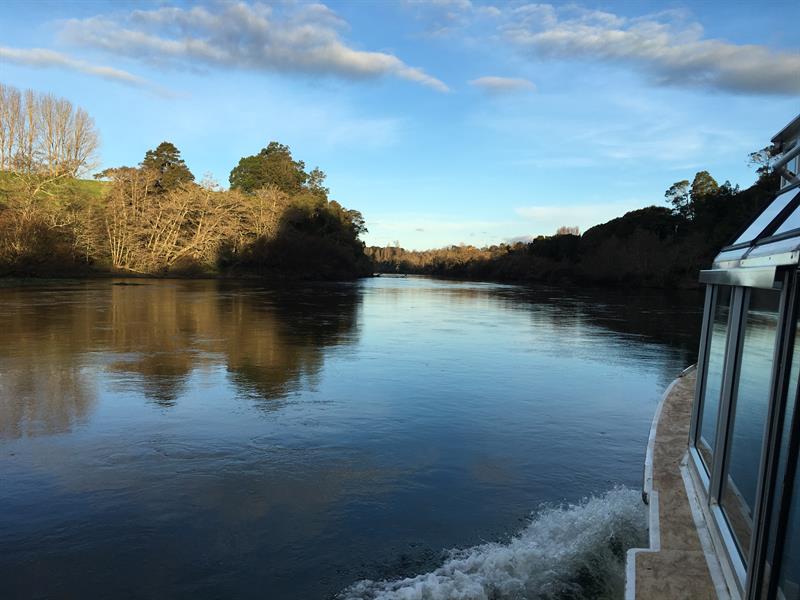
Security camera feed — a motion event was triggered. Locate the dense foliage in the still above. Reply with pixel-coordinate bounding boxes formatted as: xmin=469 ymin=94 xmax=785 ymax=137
xmin=139 ymin=141 xmax=195 ymax=192
xmin=368 ymin=171 xmax=780 ymax=289
xmin=0 ymin=86 xmax=370 ymax=279
xmin=229 ymin=141 xmax=327 ymax=197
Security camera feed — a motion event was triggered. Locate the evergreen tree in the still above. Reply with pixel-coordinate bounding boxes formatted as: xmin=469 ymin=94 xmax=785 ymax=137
xmin=229 ymin=142 xmax=310 ymax=195
xmin=140 ymin=141 xmax=195 ymax=192
xmin=690 ymin=170 xmax=719 ymax=203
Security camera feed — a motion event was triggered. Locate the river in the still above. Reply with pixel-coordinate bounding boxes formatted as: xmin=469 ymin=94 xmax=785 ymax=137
xmin=0 ymin=277 xmax=703 ymax=599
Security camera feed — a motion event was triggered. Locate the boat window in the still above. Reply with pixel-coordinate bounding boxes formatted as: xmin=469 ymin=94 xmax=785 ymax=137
xmin=698 ymin=286 xmax=732 ymax=472
xmin=775 ymin=354 xmax=800 ymax=600
xmin=745 ymin=236 xmax=800 ymax=263
xmin=760 ymin=310 xmax=800 ymax=596
xmin=771 ymin=190 xmax=800 ymax=237
xmin=776 ymin=472 xmax=800 ymax=599
xmin=780 ymin=156 xmax=800 ymax=190
xmin=720 ymin=288 xmax=781 ymax=563
xmin=732 ymin=189 xmax=799 ymax=245
xmin=780 ymin=155 xmax=799 ymax=189
xmin=714 ymin=247 xmax=750 ymax=265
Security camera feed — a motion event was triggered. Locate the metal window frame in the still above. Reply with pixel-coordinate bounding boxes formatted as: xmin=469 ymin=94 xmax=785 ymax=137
xmin=745 ymin=275 xmax=790 ymax=589
xmin=691 ymin=285 xmax=736 ymax=482
xmin=766 ymin=361 xmax=800 ymax=599
xmin=710 ymin=286 xmax=747 ymax=502
xmin=700 ymin=267 xmax=777 ymax=290
xmin=708 ymin=286 xmax=749 ymax=593
xmin=689 ymin=270 xmax=793 ymax=598
xmin=717 ymin=281 xmax=788 ymax=592
xmin=718 ymin=187 xmax=800 ymax=252
xmin=750 ymin=270 xmax=799 ymax=598
xmin=690 ymin=285 xmax=716 ymax=466
xmin=774 ymin=141 xmax=800 ymax=173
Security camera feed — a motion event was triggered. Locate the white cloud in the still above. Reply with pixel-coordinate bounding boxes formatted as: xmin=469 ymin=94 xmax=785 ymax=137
xmin=510 ymin=4 xmax=558 ymax=28
xmin=402 ymin=0 xmax=477 ymax=37
xmin=501 ymin=3 xmax=800 ymax=95
xmin=409 ymin=0 xmax=473 ymax=10
xmin=59 ymin=2 xmax=448 ymax=92
xmin=476 ymin=6 xmax=502 ymax=18
xmin=469 ymin=76 xmax=536 ymax=94
xmin=0 ymin=46 xmax=164 ymax=93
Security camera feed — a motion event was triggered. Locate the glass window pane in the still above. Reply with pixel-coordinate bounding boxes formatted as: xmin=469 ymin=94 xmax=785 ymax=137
xmin=698 ymin=286 xmax=732 ymax=471
xmin=777 ymin=468 xmax=800 ymax=599
xmin=714 ymin=247 xmax=749 ymax=265
xmin=776 ymin=318 xmax=800 ymax=600
xmin=760 ymin=317 xmax=800 ymax=596
xmin=721 ymin=288 xmax=781 ymax=563
xmin=745 ymin=236 xmax=800 ymax=262
xmin=733 ymin=189 xmax=798 ymax=245
xmin=773 ymin=190 xmax=800 ymax=236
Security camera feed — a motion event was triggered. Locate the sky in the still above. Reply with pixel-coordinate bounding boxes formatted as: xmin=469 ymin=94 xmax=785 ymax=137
xmin=1 ymin=0 xmax=799 ymax=249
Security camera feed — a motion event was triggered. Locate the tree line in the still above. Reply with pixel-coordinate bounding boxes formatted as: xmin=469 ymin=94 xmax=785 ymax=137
xmin=0 ymin=84 xmax=370 ymax=279
xmin=368 ymin=165 xmax=780 ymax=289
xmin=1 ymin=83 xmax=781 ymax=288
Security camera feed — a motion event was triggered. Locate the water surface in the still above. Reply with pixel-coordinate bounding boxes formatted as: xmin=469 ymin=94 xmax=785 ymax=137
xmin=0 ymin=277 xmax=702 ymax=599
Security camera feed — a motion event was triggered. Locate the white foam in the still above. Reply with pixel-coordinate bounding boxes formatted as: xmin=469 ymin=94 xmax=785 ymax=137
xmin=338 ymin=487 xmax=646 ymax=600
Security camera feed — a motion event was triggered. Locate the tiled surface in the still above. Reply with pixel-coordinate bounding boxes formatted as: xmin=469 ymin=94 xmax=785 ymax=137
xmin=635 ymin=371 xmax=718 ymax=599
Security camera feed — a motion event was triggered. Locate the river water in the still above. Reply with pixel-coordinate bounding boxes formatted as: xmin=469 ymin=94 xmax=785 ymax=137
xmin=0 ymin=277 xmax=702 ymax=599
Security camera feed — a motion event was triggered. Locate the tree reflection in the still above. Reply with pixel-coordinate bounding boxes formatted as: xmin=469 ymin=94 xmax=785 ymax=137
xmin=489 ymin=285 xmax=703 ymax=362
xmin=0 ymin=361 xmax=96 ymax=438
xmin=217 ymin=284 xmax=361 ymax=403
xmin=0 ymin=281 xmax=362 ymax=436
xmin=0 ymin=285 xmax=100 ymax=438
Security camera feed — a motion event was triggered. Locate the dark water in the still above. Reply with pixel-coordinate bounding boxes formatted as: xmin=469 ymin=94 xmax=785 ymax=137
xmin=0 ymin=277 xmax=702 ymax=599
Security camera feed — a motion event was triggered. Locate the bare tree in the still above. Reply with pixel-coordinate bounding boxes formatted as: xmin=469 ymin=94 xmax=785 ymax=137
xmin=66 ymin=107 xmax=98 ymax=176
xmin=104 ymin=167 xmax=155 ymax=271
xmin=241 ymin=185 xmax=291 ymax=239
xmin=141 ymin=184 xmax=240 ymax=269
xmin=0 ymin=84 xmax=22 ymax=170
xmin=0 ymin=84 xmax=98 ymax=177
xmin=103 ymin=169 xmax=242 ymax=272
xmin=16 ymin=89 xmax=38 ymax=173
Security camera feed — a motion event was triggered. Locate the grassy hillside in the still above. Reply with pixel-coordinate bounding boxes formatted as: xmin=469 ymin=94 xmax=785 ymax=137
xmin=0 ymin=168 xmax=371 ymax=280
xmin=0 ymin=171 xmax=109 ymax=205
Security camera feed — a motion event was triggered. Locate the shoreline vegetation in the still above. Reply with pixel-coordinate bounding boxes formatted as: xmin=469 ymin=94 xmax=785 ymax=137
xmin=368 ymin=168 xmax=779 ymax=290
xmin=0 ymin=84 xmax=371 ymax=281
xmin=0 ymin=84 xmax=778 ymax=289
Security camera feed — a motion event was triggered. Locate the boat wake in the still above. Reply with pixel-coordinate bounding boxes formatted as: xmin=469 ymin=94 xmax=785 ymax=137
xmin=337 ymin=487 xmax=646 ymax=600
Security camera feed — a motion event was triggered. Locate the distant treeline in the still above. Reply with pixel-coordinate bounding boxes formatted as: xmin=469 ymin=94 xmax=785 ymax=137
xmin=368 ymin=167 xmax=779 ymax=289
xmin=0 ymin=85 xmax=370 ymax=279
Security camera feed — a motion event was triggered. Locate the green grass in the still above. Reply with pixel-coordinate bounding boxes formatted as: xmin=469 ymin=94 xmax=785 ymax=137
xmin=67 ymin=177 xmax=109 ymax=200
xmin=0 ymin=170 xmax=110 ymax=205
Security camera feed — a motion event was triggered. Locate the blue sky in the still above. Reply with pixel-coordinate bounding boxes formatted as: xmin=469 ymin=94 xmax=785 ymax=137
xmin=1 ymin=0 xmax=798 ymax=249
